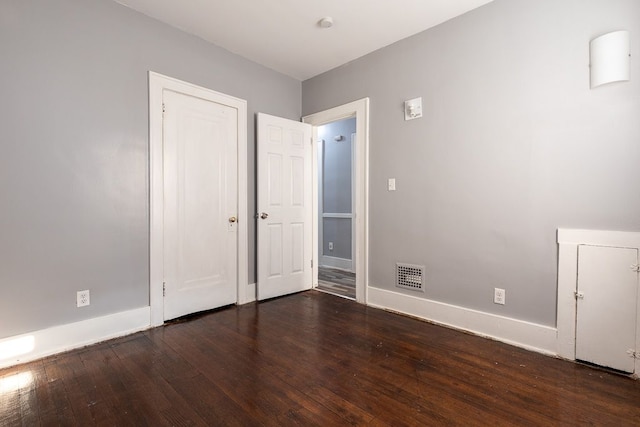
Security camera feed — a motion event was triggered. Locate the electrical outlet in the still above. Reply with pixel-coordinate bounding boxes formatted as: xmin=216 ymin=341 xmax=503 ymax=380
xmin=494 ymin=288 xmax=505 ymax=305
xmin=328 ymin=242 xmax=334 ymax=251
xmin=77 ymin=290 xmax=90 ymax=307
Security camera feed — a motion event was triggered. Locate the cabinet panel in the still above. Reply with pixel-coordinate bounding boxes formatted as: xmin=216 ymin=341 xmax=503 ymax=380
xmin=576 ymin=245 xmax=638 ymax=373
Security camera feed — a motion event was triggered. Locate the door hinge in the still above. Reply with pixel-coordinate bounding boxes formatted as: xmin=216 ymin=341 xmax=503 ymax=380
xmin=574 ymin=291 xmax=585 ymax=300
xmin=631 ymin=264 xmax=640 ymax=273
xmin=163 ymin=282 xmax=166 ymax=297
xmin=627 ymin=349 xmax=640 ymax=359
xmin=162 ymin=103 xmax=166 ymax=114
xmin=311 ymin=259 xmax=313 ymax=268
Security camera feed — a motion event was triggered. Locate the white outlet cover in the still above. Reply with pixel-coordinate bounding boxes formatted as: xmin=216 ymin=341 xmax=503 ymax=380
xmin=494 ymin=288 xmax=505 ymax=305
xmin=77 ymin=290 xmax=90 ymax=307
xmin=388 ymin=178 xmax=396 ymax=191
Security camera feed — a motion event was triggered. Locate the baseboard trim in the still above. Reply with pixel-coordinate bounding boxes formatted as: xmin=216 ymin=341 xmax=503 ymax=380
xmin=320 ymin=255 xmax=353 ymax=272
xmin=0 ymin=307 xmax=150 ymax=369
xmin=367 ymin=287 xmax=557 ymax=356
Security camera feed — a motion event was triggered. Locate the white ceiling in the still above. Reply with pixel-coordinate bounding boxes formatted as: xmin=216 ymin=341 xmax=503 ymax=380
xmin=115 ymin=0 xmax=494 ymax=81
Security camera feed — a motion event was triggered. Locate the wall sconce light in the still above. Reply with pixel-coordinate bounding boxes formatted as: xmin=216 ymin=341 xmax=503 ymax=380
xmin=404 ymin=97 xmax=423 ymax=121
xmin=590 ymin=30 xmax=630 ymax=89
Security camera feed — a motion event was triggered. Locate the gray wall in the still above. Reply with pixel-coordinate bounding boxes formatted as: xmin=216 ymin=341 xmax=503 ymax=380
xmin=319 ymin=118 xmax=355 ymax=260
xmin=0 ymin=0 xmax=300 ymax=339
xmin=303 ymin=0 xmax=640 ymax=327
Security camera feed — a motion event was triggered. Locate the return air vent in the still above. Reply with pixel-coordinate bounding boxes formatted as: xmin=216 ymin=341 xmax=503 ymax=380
xmin=396 ymin=263 xmax=425 ymax=292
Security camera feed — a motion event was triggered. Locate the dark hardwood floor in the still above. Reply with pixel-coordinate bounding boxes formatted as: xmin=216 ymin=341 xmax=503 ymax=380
xmin=1 ymin=291 xmax=639 ymax=426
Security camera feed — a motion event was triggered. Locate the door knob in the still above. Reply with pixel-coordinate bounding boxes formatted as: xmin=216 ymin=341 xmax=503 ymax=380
xmin=260 ymin=212 xmax=269 ymax=219
xmin=228 ymin=216 xmax=237 ymax=223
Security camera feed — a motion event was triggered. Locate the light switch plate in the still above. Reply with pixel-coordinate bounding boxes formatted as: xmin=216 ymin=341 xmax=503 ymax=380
xmin=404 ymin=97 xmax=423 ymax=121
xmin=388 ymin=178 xmax=396 ymax=191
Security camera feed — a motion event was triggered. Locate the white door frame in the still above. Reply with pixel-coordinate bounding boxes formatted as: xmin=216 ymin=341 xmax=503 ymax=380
xmin=149 ymin=72 xmax=248 ymax=327
xmin=303 ymin=98 xmax=370 ymax=304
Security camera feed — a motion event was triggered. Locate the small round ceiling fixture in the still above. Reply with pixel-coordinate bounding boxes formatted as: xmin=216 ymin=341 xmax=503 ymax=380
xmin=318 ymin=17 xmax=333 ymax=29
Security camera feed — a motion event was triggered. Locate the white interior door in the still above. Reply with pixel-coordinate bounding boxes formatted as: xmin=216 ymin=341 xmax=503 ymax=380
xmin=257 ymin=113 xmax=312 ymax=300
xmin=163 ymin=89 xmax=238 ymax=320
xmin=576 ymin=245 xmax=639 ymax=372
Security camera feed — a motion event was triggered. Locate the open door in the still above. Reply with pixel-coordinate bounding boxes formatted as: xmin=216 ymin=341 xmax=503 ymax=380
xmin=257 ymin=113 xmax=313 ymax=300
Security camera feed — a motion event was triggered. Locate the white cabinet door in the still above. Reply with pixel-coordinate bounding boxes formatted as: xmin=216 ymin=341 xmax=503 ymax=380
xmin=576 ymin=245 xmax=638 ymax=372
xmin=257 ymin=113 xmax=312 ymax=300
xmin=163 ymin=90 xmax=238 ymax=320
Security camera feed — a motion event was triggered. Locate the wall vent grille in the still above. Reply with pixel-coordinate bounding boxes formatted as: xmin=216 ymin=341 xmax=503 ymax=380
xmin=396 ymin=263 xmax=425 ymax=292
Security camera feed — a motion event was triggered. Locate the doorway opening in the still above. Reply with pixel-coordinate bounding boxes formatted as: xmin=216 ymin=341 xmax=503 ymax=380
xmin=316 ymin=118 xmax=356 ymax=299
xmin=303 ymin=97 xmax=369 ymax=304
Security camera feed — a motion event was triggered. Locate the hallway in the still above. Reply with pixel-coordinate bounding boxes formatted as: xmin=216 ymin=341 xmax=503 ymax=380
xmin=317 ymin=267 xmax=355 ymax=299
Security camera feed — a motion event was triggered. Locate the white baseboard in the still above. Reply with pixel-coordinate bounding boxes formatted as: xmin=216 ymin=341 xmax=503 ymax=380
xmin=367 ymin=287 xmax=557 ymax=356
xmin=320 ymin=255 xmax=353 ymax=272
xmin=0 ymin=307 xmax=150 ymax=369
xmin=0 ymin=289 xmax=558 ymax=369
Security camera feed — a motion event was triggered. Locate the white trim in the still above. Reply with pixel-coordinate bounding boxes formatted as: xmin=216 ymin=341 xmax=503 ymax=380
xmin=0 ymin=307 xmax=150 ymax=369
xmin=319 ymin=255 xmax=353 ymax=271
xmin=368 ymin=287 xmax=557 ymax=355
xmin=149 ymin=71 xmax=249 ymax=327
xmin=350 ymin=132 xmax=356 ymax=273
xmin=303 ymin=98 xmax=370 ymax=304
xmin=557 ymin=228 xmax=640 ymax=248
xmin=322 ymin=213 xmax=354 ymax=219
xmin=556 ymin=228 xmax=640 ymax=366
xmin=315 ymin=136 xmax=322 ymax=288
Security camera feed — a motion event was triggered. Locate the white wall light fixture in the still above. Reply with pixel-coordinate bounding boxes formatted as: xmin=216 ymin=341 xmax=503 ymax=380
xmin=590 ymin=30 xmax=631 ymax=89
xmin=404 ymin=97 xmax=422 ymax=121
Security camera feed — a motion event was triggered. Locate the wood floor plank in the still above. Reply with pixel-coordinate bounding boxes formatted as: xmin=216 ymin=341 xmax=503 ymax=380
xmin=2 ymin=290 xmax=640 ymax=426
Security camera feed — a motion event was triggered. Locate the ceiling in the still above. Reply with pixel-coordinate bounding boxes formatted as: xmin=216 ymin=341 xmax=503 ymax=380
xmin=115 ymin=0 xmax=494 ymax=81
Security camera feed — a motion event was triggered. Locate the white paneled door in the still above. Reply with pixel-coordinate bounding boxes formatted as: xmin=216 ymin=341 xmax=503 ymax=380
xmin=576 ymin=245 xmax=639 ymax=373
xmin=257 ymin=113 xmax=312 ymax=300
xmin=163 ymin=90 xmax=238 ymax=320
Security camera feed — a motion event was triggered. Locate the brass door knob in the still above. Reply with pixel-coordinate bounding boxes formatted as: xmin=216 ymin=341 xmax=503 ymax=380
xmin=229 ymin=216 xmax=237 ymax=223
xmin=260 ymin=212 xmax=269 ymax=219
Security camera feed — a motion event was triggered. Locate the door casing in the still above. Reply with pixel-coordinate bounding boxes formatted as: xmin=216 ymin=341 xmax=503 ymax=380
xmin=303 ymin=98 xmax=370 ymax=304
xmin=149 ymin=72 xmax=249 ymax=326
